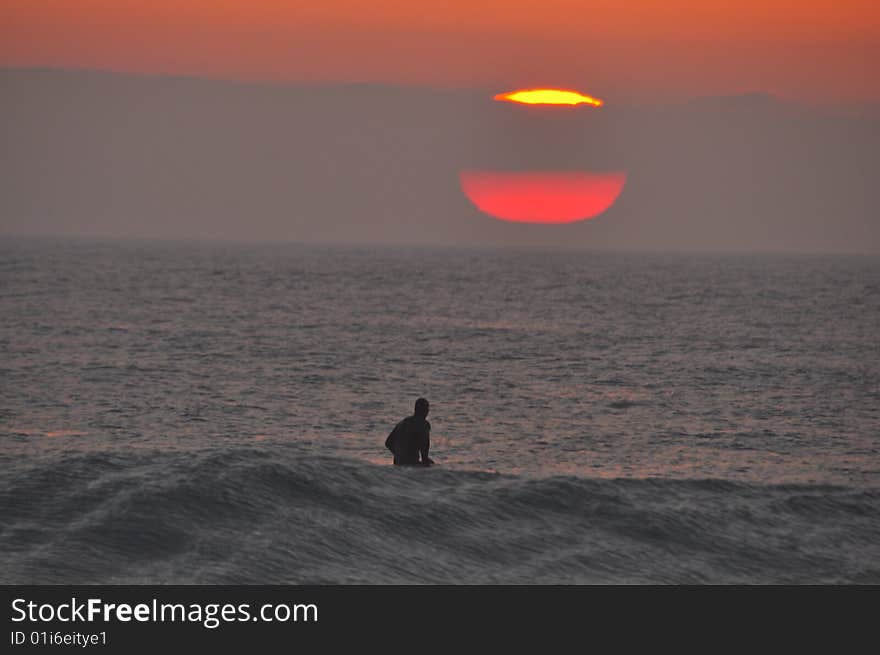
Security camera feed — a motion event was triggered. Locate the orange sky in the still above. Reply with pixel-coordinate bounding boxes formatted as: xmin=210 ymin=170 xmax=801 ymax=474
xmin=3 ymin=1 xmax=879 ymax=103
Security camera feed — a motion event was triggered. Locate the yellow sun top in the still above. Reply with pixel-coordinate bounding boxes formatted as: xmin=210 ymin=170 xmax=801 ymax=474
xmin=494 ymin=88 xmax=603 ymax=107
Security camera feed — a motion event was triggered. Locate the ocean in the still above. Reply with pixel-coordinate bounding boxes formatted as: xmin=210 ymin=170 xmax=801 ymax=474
xmin=1 ymin=238 xmax=878 ymax=583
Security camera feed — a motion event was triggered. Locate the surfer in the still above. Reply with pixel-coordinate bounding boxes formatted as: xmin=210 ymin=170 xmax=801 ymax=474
xmin=385 ymin=398 xmax=434 ymax=466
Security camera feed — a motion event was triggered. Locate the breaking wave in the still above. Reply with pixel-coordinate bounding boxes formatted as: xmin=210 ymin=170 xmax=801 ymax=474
xmin=1 ymin=445 xmax=878 ymax=584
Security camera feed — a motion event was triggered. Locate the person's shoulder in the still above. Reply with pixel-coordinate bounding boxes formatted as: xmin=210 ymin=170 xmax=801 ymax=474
xmin=424 ymin=419 xmax=431 ymax=431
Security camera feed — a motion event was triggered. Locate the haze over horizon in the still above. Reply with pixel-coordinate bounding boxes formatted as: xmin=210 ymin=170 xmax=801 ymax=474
xmin=3 ymin=67 xmax=878 ymax=254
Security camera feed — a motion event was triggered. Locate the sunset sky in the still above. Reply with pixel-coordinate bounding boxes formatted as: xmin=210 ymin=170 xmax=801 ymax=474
xmin=2 ymin=1 xmax=878 ymax=104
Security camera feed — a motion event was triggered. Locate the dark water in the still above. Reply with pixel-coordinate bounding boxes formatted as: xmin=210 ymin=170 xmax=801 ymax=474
xmin=1 ymin=238 xmax=879 ymax=583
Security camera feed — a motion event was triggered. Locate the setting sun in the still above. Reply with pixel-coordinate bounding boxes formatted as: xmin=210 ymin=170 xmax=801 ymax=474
xmin=460 ymin=171 xmax=626 ymax=223
xmin=494 ymin=88 xmax=604 ymax=107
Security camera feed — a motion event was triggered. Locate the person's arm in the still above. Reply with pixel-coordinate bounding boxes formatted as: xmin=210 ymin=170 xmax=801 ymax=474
xmin=418 ymin=422 xmax=432 ymax=465
xmin=385 ymin=423 xmax=399 ymax=453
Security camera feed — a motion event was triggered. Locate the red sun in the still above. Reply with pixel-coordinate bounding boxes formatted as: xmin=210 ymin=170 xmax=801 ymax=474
xmin=461 ymin=88 xmax=626 ymax=224
xmin=460 ymin=171 xmax=626 ymax=224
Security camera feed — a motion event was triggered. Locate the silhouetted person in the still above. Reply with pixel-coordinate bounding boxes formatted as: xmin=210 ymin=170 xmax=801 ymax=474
xmin=385 ymin=398 xmax=433 ymax=466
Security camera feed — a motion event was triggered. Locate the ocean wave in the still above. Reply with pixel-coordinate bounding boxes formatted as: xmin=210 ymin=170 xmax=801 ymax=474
xmin=1 ymin=445 xmax=878 ymax=584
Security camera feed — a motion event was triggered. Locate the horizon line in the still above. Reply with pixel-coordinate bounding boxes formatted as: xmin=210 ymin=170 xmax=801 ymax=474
xmin=3 ymin=232 xmax=878 ymax=259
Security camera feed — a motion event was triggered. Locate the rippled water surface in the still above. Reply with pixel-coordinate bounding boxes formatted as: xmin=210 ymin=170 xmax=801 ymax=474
xmin=3 ymin=239 xmax=878 ymax=484
xmin=1 ymin=239 xmax=878 ymax=583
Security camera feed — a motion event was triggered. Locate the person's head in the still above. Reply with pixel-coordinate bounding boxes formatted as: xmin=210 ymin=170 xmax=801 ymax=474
xmin=414 ymin=397 xmax=429 ymax=418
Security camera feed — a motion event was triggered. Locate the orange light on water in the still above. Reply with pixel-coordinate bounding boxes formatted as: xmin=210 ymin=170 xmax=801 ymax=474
xmin=494 ymin=88 xmax=604 ymax=107
xmin=460 ymin=171 xmax=626 ymax=223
